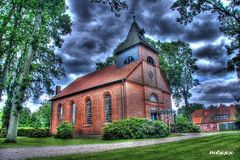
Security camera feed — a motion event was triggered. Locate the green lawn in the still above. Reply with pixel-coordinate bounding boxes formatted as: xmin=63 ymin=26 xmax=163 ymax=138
xmin=30 ymin=132 xmax=240 ymax=160
xmin=0 ymin=133 xmax=181 ymax=148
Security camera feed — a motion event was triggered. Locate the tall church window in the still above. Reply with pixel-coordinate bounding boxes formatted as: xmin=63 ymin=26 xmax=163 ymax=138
xmin=71 ymin=102 xmax=76 ymax=126
xmin=105 ymin=94 xmax=112 ymax=122
xmin=147 ymin=56 xmax=155 ymax=65
xmin=124 ymin=56 xmax=134 ymax=65
xmin=86 ymin=99 xmax=91 ymax=125
xmin=58 ymin=104 xmax=63 ymax=125
xmin=150 ymin=93 xmax=158 ymax=102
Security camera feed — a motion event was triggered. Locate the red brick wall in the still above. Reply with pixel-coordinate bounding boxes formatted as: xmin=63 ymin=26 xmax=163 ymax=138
xmin=127 ymin=64 xmax=143 ymax=84
xmin=163 ymin=93 xmax=172 ymax=109
xmin=139 ymin=45 xmax=160 ymax=67
xmin=125 ymin=81 xmax=145 ymax=118
xmin=51 ymin=83 xmax=123 ymax=135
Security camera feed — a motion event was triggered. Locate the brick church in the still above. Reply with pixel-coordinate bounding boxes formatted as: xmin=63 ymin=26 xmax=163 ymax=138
xmin=50 ymin=17 xmax=172 ymax=135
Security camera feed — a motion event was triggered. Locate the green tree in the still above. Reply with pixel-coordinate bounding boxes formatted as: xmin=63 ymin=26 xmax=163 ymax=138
xmin=19 ymin=107 xmax=31 ymax=127
xmin=30 ymin=112 xmax=41 ymax=129
xmin=33 ymin=101 xmax=51 ymax=128
xmin=96 ymin=55 xmax=115 ymax=70
xmin=4 ymin=0 xmax=71 ymax=143
xmin=90 ymin=0 xmax=128 ymax=17
xmin=0 ymin=108 xmax=3 ymax=128
xmin=148 ymin=39 xmax=199 ymax=121
xmin=171 ymin=0 xmax=240 ymax=78
xmin=178 ymin=103 xmax=205 ymax=117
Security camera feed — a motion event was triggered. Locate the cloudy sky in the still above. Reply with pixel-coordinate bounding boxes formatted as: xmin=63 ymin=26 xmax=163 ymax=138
xmin=1 ymin=0 xmax=238 ymax=111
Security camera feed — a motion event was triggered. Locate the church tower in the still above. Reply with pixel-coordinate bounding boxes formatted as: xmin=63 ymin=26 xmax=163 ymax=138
xmin=114 ymin=14 xmax=171 ymax=120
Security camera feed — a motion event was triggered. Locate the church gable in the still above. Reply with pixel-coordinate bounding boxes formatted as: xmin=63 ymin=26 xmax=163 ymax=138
xmin=126 ymin=61 xmax=143 ymax=84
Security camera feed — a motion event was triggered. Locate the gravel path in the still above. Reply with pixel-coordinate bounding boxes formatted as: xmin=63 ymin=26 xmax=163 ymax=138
xmin=0 ymin=132 xmax=221 ymax=160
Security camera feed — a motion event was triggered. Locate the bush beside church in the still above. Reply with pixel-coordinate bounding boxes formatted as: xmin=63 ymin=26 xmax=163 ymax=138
xmin=103 ymin=117 xmax=169 ymax=140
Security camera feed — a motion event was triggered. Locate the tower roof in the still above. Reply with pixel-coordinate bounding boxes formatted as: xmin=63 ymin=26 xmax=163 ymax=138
xmin=114 ymin=18 xmax=159 ymax=55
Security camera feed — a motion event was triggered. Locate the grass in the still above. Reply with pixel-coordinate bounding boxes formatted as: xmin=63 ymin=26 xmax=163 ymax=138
xmin=30 ymin=132 xmax=240 ymax=160
xmin=0 ymin=133 xmax=181 ymax=148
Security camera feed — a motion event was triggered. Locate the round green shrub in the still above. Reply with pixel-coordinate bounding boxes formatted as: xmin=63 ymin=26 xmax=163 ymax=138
xmin=175 ymin=116 xmax=201 ymax=133
xmin=55 ymin=122 xmax=73 ymax=139
xmin=103 ymin=117 xmax=169 ymax=140
xmin=191 ymin=125 xmax=201 ymax=133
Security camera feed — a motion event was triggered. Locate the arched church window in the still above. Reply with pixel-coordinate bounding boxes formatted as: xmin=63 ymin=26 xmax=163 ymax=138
xmin=150 ymin=93 xmax=158 ymax=102
xmin=71 ymin=102 xmax=76 ymax=126
xmin=124 ymin=56 xmax=134 ymax=65
xmin=86 ymin=99 xmax=91 ymax=125
xmin=105 ymin=94 xmax=112 ymax=122
xmin=58 ymin=104 xmax=63 ymax=125
xmin=147 ymin=56 xmax=155 ymax=65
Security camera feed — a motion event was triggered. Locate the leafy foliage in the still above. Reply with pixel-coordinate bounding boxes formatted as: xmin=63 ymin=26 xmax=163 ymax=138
xmin=17 ymin=127 xmax=49 ymax=138
xmin=178 ymin=103 xmax=205 ymax=117
xmin=175 ymin=116 xmax=200 ymax=133
xmin=90 ymin=0 xmax=128 ymax=17
xmin=103 ymin=118 xmax=169 ymax=140
xmin=96 ymin=55 xmax=116 ymax=70
xmin=0 ymin=109 xmax=2 ymax=128
xmin=55 ymin=122 xmax=73 ymax=139
xmin=148 ymin=39 xmax=199 ymax=121
xmin=171 ymin=0 xmax=240 ymax=78
xmin=19 ymin=107 xmax=32 ymax=127
xmin=1 ymin=0 xmax=72 ymax=142
xmin=30 ymin=101 xmax=51 ymax=128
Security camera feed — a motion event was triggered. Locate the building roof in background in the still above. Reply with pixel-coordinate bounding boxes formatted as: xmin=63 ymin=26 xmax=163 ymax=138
xmin=192 ymin=105 xmax=238 ymax=124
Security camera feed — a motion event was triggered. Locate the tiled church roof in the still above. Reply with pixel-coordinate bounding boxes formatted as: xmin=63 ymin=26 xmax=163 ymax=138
xmin=51 ymin=61 xmax=141 ymax=100
xmin=114 ymin=20 xmax=159 ymax=55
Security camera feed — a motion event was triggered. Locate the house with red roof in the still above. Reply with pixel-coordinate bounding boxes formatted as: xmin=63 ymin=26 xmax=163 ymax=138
xmin=192 ymin=105 xmax=240 ymax=132
xmin=50 ymin=17 xmax=172 ymax=135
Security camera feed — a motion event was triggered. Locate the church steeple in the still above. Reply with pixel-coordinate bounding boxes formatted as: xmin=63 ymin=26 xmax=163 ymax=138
xmin=114 ymin=12 xmax=158 ymax=55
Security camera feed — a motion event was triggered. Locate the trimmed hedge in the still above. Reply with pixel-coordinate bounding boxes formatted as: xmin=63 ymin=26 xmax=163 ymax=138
xmin=103 ymin=118 xmax=169 ymax=140
xmin=55 ymin=122 xmax=73 ymax=139
xmin=18 ymin=127 xmax=50 ymax=137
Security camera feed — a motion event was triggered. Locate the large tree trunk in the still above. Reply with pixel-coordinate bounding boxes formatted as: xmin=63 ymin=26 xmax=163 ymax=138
xmin=0 ymin=1 xmax=19 ymax=101
xmin=2 ymin=90 xmax=13 ymax=129
xmin=183 ymin=90 xmax=192 ymax=122
xmin=5 ymin=14 xmax=42 ymax=143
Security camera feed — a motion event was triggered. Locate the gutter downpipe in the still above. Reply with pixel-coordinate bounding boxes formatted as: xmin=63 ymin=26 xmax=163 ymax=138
xmin=121 ymin=79 xmax=125 ymax=119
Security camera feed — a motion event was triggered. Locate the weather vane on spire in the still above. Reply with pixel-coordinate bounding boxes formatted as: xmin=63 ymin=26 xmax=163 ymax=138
xmin=131 ymin=8 xmax=136 ymax=22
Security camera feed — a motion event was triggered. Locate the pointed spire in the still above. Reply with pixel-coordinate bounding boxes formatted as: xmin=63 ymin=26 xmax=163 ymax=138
xmin=131 ymin=9 xmax=136 ymax=22
xmin=114 ymin=9 xmax=159 ymax=55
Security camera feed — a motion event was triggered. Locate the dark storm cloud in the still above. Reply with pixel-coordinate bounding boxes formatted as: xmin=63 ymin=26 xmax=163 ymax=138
xmin=182 ymin=16 xmax=221 ymax=42
xmin=54 ymin=0 xmax=234 ymax=105
xmin=193 ymin=42 xmax=231 ymax=77
xmin=58 ymin=0 xmax=223 ymax=80
xmin=190 ymin=79 xmax=240 ymax=104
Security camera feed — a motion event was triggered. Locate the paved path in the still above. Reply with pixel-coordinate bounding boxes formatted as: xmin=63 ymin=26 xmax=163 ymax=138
xmin=0 ymin=132 xmax=221 ymax=160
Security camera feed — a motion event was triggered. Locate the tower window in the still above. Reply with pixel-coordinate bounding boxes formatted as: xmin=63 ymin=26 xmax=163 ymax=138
xmin=105 ymin=94 xmax=112 ymax=122
xmin=124 ymin=56 xmax=134 ymax=65
xmin=58 ymin=104 xmax=63 ymax=125
xmin=147 ymin=56 xmax=155 ymax=65
xmin=150 ymin=93 xmax=158 ymax=102
xmin=86 ymin=99 xmax=91 ymax=125
xmin=71 ymin=102 xmax=76 ymax=126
